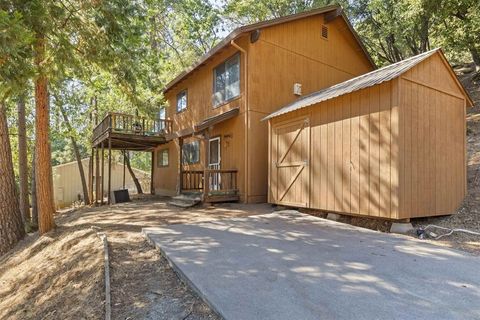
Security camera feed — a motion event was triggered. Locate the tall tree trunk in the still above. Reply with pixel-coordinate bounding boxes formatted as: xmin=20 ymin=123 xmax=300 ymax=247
xmin=35 ymin=33 xmax=55 ymax=235
xmin=58 ymin=104 xmax=90 ymax=204
xmin=31 ymin=149 xmax=38 ymax=229
xmin=17 ymin=95 xmax=30 ymax=224
xmin=0 ymin=103 xmax=25 ymax=256
xmin=123 ymin=151 xmax=143 ymax=194
xmin=469 ymin=47 xmax=480 ymax=70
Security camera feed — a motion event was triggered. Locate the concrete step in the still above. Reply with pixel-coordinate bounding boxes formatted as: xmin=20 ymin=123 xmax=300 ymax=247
xmin=173 ymin=194 xmax=202 ymax=202
xmin=168 ymin=193 xmax=202 ymax=208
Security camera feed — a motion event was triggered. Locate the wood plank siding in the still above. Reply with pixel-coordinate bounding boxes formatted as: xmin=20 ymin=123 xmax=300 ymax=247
xmin=268 ymin=51 xmax=468 ymax=220
xmin=153 ymin=11 xmax=374 ymax=203
xmin=398 ymin=54 xmax=466 ymax=218
xmin=270 ymin=81 xmax=400 ymax=218
xmin=246 ymin=14 xmax=373 ymax=202
xmin=154 ymin=38 xmax=249 ymax=200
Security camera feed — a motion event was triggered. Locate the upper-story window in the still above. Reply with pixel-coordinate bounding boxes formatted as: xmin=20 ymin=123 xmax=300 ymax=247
xmin=213 ymin=53 xmax=240 ymax=107
xmin=177 ymin=90 xmax=187 ymax=112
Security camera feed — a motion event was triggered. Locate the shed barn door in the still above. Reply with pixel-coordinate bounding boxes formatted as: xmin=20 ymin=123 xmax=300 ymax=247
xmin=271 ymin=117 xmax=310 ymax=207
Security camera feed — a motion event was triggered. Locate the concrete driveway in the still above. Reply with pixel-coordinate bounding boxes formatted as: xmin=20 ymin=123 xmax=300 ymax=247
xmin=143 ymin=211 xmax=480 ymax=320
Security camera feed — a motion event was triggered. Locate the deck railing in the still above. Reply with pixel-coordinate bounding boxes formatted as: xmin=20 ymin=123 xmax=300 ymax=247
xmin=181 ymin=170 xmax=204 ymax=191
xmin=181 ymin=169 xmax=239 ymax=202
xmin=204 ymin=169 xmax=238 ymax=201
xmin=92 ymin=112 xmax=173 ymax=142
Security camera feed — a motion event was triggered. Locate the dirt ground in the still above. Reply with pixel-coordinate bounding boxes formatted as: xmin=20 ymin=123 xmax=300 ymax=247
xmin=0 ymin=196 xmax=272 ymax=320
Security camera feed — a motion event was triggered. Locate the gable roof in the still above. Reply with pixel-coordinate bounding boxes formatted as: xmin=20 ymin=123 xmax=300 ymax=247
xmin=162 ymin=5 xmax=375 ymax=94
xmin=263 ymin=48 xmax=473 ymax=121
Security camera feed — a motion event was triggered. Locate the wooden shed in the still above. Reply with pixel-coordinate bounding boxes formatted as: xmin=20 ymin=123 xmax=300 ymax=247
xmin=264 ymin=49 xmax=473 ymax=220
xmin=53 ymin=158 xmax=150 ymax=209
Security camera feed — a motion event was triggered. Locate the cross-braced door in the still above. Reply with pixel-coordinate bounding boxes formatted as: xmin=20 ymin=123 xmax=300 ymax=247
xmin=271 ymin=117 xmax=310 ymax=207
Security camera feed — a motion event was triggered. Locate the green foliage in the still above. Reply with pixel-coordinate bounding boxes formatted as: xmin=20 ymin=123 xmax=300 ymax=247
xmin=0 ymin=9 xmax=34 ymax=100
xmin=223 ymin=0 xmax=336 ymax=23
xmin=3 ymin=0 xmax=480 ymax=181
xmin=433 ymin=0 xmax=480 ymax=65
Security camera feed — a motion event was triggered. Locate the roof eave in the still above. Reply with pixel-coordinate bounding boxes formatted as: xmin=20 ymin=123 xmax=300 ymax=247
xmin=162 ymin=5 xmax=376 ymax=95
xmin=436 ymin=49 xmax=474 ymax=107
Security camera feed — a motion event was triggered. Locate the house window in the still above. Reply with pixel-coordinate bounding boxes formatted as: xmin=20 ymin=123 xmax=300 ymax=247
xmin=213 ymin=53 xmax=240 ymax=107
xmin=157 ymin=149 xmax=169 ymax=167
xmin=177 ymin=90 xmax=187 ymax=112
xmin=182 ymin=141 xmax=200 ymax=164
xmin=157 ymin=106 xmax=166 ymax=131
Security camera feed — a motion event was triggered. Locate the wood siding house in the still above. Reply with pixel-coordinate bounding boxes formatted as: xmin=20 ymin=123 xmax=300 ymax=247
xmin=264 ymin=49 xmax=473 ymax=219
xmin=153 ymin=5 xmax=375 ymax=203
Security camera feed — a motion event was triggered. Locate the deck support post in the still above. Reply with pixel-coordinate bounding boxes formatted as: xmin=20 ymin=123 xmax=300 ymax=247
xmin=178 ymin=137 xmax=183 ymax=195
xmin=107 ymin=137 xmax=112 ymax=205
xmin=122 ymin=150 xmax=126 ymax=189
xmin=89 ymin=148 xmax=94 ymax=205
xmin=95 ymin=147 xmax=100 ymax=206
xmin=101 ymin=142 xmax=105 ymax=205
xmin=150 ymin=150 xmax=155 ymax=195
xmin=203 ymin=130 xmax=210 ymax=201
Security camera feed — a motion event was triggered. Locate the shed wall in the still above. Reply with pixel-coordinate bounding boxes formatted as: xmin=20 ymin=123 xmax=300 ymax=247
xmin=270 ymin=80 xmax=400 ymax=219
xmin=53 ymin=159 xmax=150 ymax=209
xmin=398 ymin=54 xmax=467 ymax=218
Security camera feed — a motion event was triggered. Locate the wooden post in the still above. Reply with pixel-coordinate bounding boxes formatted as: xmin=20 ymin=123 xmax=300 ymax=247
xmin=95 ymin=147 xmax=100 ymax=206
xmin=150 ymin=151 xmax=155 ymax=195
xmin=101 ymin=142 xmax=104 ymax=205
xmin=204 ymin=131 xmax=210 ymax=201
xmin=122 ymin=150 xmax=126 ymax=189
xmin=89 ymin=148 xmax=94 ymax=204
xmin=178 ymin=137 xmax=183 ymax=194
xmin=107 ymin=138 xmax=112 ymax=205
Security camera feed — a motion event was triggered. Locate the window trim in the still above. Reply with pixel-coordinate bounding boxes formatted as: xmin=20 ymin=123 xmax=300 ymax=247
xmin=212 ymin=53 xmax=241 ymax=108
xmin=157 ymin=148 xmax=169 ymax=168
xmin=176 ymin=89 xmax=188 ymax=113
xmin=182 ymin=140 xmax=200 ymax=165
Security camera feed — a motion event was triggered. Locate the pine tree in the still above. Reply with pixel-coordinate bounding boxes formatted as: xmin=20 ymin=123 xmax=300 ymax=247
xmin=0 ymin=103 xmax=25 ymax=256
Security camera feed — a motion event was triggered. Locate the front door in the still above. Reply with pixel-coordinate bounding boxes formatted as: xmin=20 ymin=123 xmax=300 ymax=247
xmin=271 ymin=117 xmax=310 ymax=207
xmin=209 ymin=137 xmax=221 ymax=190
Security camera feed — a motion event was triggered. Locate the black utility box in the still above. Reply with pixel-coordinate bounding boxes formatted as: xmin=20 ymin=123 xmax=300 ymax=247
xmin=112 ymin=189 xmax=130 ymax=204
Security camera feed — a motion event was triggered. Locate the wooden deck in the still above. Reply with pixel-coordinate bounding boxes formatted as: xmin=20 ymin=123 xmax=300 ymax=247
xmin=92 ymin=112 xmax=173 ymax=150
xmin=181 ymin=169 xmax=240 ymax=203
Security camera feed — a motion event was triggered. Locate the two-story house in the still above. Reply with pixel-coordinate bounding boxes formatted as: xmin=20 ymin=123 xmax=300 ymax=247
xmin=152 ymin=5 xmax=376 ymax=203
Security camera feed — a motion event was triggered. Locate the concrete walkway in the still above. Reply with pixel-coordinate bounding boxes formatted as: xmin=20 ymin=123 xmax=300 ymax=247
xmin=143 ymin=211 xmax=480 ymax=320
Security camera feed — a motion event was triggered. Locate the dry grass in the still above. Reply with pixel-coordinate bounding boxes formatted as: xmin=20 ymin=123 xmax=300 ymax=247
xmin=0 ymin=227 xmax=103 ymax=319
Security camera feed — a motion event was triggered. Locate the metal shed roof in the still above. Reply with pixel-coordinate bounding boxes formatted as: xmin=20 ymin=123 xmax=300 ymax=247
xmin=263 ymin=48 xmax=472 ymax=121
